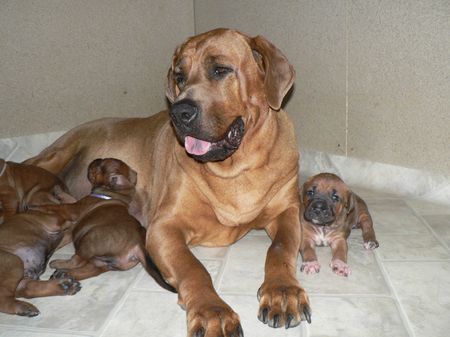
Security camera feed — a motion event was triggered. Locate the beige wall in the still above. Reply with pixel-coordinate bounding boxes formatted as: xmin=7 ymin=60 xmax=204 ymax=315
xmin=1 ymin=1 xmax=449 ymax=175
xmin=194 ymin=0 xmax=450 ymax=175
xmin=0 ymin=0 xmax=194 ymax=137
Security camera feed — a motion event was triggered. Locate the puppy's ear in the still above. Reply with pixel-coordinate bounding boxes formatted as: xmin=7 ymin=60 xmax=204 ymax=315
xmin=87 ymin=158 xmax=104 ymax=186
xmin=346 ymin=192 xmax=356 ymax=215
xmin=250 ymin=35 xmax=295 ymax=111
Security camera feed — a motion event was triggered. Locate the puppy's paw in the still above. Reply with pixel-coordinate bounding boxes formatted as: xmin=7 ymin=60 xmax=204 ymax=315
xmin=330 ymin=259 xmax=351 ymax=277
xmin=364 ymin=240 xmax=379 ymax=250
xmin=300 ymin=261 xmax=321 ymax=274
xmin=58 ymin=276 xmax=81 ymax=295
xmin=257 ymin=279 xmax=311 ymax=328
xmin=15 ymin=301 xmax=40 ymax=317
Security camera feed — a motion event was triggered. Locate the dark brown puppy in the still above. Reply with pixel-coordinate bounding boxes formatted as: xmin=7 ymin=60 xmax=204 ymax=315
xmin=35 ymin=158 xmax=175 ymax=292
xmin=300 ymin=173 xmax=379 ymax=277
xmin=25 ymin=28 xmax=310 ymax=335
xmin=0 ymin=159 xmax=74 ymax=223
xmin=0 ymin=210 xmax=81 ymax=317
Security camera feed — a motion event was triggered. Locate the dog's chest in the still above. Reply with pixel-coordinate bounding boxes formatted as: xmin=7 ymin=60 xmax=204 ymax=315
xmin=312 ymin=227 xmax=332 ymax=246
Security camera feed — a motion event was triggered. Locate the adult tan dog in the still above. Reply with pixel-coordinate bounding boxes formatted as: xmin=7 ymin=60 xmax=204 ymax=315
xmin=300 ymin=173 xmax=379 ymax=277
xmin=25 ymin=28 xmax=311 ymax=335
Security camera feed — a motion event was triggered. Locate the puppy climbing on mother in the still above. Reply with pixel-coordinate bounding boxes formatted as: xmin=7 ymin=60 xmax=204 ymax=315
xmin=26 ymin=28 xmax=310 ymax=336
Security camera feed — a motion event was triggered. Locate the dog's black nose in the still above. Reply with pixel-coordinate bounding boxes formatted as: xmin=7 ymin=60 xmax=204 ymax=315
xmin=170 ymin=99 xmax=199 ymax=128
xmin=312 ymin=199 xmax=327 ymax=212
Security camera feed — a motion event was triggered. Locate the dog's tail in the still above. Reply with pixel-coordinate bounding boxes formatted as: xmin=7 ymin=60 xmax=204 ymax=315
xmin=139 ymin=248 xmax=176 ymax=293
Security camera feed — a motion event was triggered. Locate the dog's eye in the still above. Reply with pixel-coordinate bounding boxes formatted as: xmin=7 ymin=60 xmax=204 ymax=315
xmin=211 ymin=66 xmax=233 ymax=80
xmin=332 ymin=194 xmax=340 ymax=202
xmin=306 ymin=190 xmax=314 ymax=197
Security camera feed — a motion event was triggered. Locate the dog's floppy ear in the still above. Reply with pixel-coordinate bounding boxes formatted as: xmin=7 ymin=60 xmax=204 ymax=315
xmin=166 ymin=46 xmax=183 ymax=103
xmin=87 ymin=158 xmax=104 ymax=186
xmin=346 ymin=191 xmax=356 ymax=215
xmin=250 ymin=35 xmax=295 ymax=111
xmin=165 ymin=67 xmax=177 ymax=103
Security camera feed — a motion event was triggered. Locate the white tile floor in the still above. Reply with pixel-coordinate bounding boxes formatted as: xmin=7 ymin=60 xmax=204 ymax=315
xmin=1 ymin=134 xmax=450 ymax=337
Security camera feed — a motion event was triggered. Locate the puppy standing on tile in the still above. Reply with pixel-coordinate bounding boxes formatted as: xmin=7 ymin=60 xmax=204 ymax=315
xmin=300 ymin=173 xmax=379 ymax=277
xmin=34 ymin=158 xmax=175 ymax=292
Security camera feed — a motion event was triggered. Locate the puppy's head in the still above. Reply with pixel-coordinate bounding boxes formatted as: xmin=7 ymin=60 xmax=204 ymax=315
xmin=87 ymin=158 xmax=137 ymax=191
xmin=301 ymin=173 xmax=354 ymax=226
xmin=166 ymin=28 xmax=295 ymax=162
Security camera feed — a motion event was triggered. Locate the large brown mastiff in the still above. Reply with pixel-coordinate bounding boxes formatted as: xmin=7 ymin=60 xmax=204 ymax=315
xmin=25 ymin=28 xmax=311 ymax=335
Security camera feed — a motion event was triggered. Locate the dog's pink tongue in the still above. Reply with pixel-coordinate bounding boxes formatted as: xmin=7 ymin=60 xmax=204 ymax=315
xmin=184 ymin=136 xmax=212 ymax=155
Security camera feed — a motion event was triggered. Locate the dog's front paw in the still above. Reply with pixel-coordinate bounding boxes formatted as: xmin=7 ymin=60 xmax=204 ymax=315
xmin=330 ymin=259 xmax=351 ymax=277
xmin=187 ymin=301 xmax=242 ymax=337
xmin=58 ymin=276 xmax=81 ymax=295
xmin=257 ymin=279 xmax=311 ymax=328
xmin=15 ymin=300 xmax=40 ymax=317
xmin=363 ymin=240 xmax=379 ymax=250
xmin=301 ymin=260 xmax=321 ymax=274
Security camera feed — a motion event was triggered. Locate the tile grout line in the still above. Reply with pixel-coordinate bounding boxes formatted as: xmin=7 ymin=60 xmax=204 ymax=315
xmin=374 ymin=249 xmax=416 ymax=337
xmin=215 ymin=246 xmax=232 ymax=292
xmin=94 ymin=269 xmax=144 ymax=337
xmin=407 ymin=203 xmax=450 ymax=254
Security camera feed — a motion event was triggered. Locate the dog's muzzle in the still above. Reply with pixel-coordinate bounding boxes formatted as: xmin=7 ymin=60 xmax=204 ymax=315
xmin=169 ymin=99 xmax=245 ymax=162
xmin=304 ymin=197 xmax=335 ymax=225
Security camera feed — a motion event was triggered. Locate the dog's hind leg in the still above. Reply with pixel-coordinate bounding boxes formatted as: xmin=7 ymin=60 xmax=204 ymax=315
xmin=0 ymin=250 xmax=39 ymax=316
xmin=52 ymin=261 xmax=109 ymax=281
xmin=50 ymin=254 xmax=87 ymax=270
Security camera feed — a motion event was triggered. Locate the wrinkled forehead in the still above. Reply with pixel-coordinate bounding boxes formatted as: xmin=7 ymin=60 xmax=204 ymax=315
xmin=306 ymin=176 xmax=349 ymax=195
xmin=173 ymin=30 xmax=252 ymax=68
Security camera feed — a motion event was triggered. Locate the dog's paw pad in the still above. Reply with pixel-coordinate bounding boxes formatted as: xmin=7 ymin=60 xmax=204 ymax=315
xmin=300 ymin=261 xmax=321 ymax=274
xmin=364 ymin=240 xmax=379 ymax=250
xmin=59 ymin=277 xmax=81 ymax=295
xmin=330 ymin=259 xmax=351 ymax=277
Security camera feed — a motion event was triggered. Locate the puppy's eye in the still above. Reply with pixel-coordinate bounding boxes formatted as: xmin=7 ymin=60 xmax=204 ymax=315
xmin=306 ymin=190 xmax=314 ymax=197
xmin=332 ymin=194 xmax=340 ymax=202
xmin=211 ymin=66 xmax=233 ymax=80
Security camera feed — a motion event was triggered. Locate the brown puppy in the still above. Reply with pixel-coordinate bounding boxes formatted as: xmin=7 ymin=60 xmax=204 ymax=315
xmin=0 ymin=158 xmax=74 ymax=223
xmin=35 ymin=158 xmax=175 ymax=292
xmin=300 ymin=173 xmax=379 ymax=277
xmin=0 ymin=210 xmax=81 ymax=317
xmin=25 ymin=28 xmax=310 ymax=335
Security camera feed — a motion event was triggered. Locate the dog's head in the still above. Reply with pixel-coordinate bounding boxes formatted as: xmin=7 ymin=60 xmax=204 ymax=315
xmin=87 ymin=158 xmax=137 ymax=191
xmin=301 ymin=173 xmax=354 ymax=226
xmin=166 ymin=28 xmax=295 ymax=162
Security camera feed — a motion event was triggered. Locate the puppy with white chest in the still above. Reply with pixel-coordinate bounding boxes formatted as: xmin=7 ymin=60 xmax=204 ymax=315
xmin=300 ymin=173 xmax=379 ymax=277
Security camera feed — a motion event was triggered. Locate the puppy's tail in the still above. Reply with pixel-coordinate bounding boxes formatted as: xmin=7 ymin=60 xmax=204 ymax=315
xmin=140 ymin=249 xmax=176 ymax=293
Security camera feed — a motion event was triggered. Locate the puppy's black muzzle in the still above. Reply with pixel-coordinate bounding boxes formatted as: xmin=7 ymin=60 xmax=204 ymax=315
xmin=169 ymin=99 xmax=199 ymax=132
xmin=304 ymin=197 xmax=335 ymax=225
